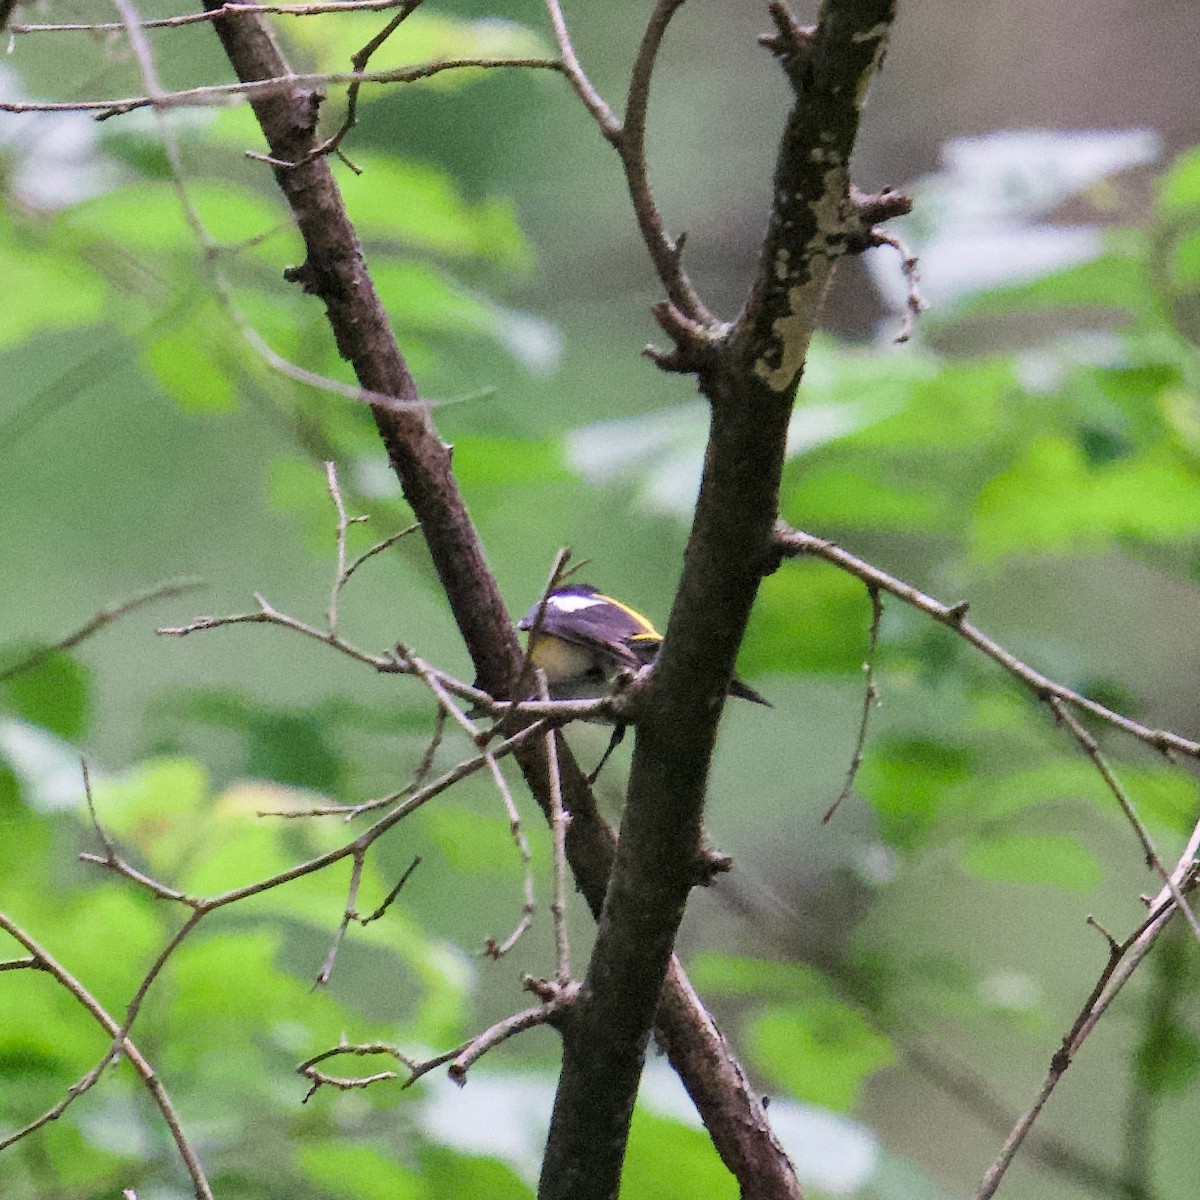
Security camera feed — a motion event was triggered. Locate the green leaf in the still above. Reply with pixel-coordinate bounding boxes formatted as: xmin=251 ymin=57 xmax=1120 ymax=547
xmin=783 ymin=462 xmax=947 ymax=533
xmin=860 ymin=737 xmax=975 ymax=850
xmin=0 ymin=219 xmax=107 ymax=349
xmin=0 ymin=645 xmax=89 ymax=740
xmin=1136 ymin=1022 xmax=1200 ymax=1097
xmin=297 ymin=1141 xmax=424 ymax=1200
xmin=973 ymin=435 xmax=1200 ymax=559
xmin=624 ymin=1110 xmax=738 ymax=1199
xmin=1156 ymin=146 xmax=1200 ymax=217
xmin=689 ymin=953 xmax=833 ymax=1001
xmin=373 ymin=259 xmax=559 ymax=371
xmin=958 ymin=834 xmax=1102 ymax=891
xmin=65 ymin=181 xmax=284 ymax=254
xmin=419 ymin=1144 xmax=534 ymax=1200
xmin=286 ymin=12 xmax=549 ymax=89
xmin=740 ymin=563 xmax=874 ymax=675
xmin=346 ymin=153 xmax=530 ymax=267
xmin=748 ymin=998 xmax=894 ymax=1113
xmin=953 ymin=237 xmax=1148 ymax=322
xmin=140 ymin=309 xmax=238 ymax=413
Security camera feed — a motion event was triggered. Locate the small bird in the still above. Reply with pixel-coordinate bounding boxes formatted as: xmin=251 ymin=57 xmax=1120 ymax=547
xmin=518 ymin=582 xmax=771 ymax=704
xmin=517 ymin=582 xmax=770 ymax=779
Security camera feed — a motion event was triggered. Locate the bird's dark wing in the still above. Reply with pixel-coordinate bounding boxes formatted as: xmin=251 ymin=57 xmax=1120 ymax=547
xmin=520 ymin=588 xmax=661 ymax=671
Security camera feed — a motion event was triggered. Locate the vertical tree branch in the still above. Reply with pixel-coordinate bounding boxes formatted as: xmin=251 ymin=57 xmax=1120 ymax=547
xmin=539 ymin=4 xmax=896 ymax=1198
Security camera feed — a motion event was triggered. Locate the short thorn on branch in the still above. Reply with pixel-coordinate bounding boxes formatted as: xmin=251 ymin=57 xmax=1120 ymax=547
xmin=643 ymin=301 xmax=723 ymax=374
xmin=758 ymin=2 xmax=816 ymax=78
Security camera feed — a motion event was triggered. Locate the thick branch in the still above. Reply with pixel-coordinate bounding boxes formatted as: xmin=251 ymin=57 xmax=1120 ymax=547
xmin=539 ymin=4 xmax=896 ymax=1198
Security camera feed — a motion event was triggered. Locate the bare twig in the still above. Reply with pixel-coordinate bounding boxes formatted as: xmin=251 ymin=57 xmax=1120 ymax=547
xmin=619 ymin=1 xmax=709 ymax=323
xmin=542 ymin=1 xmax=620 ymax=138
xmin=823 ymin=584 xmax=882 ymax=823
xmin=976 ymin=861 xmax=1198 ymax=1200
xmin=0 ymin=579 xmax=202 ymax=686
xmin=511 ymin=546 xmax=574 ymax=706
xmin=314 ymin=852 xmax=420 ymax=986
xmin=545 ymin=719 xmax=572 ymax=984
xmin=546 ymin=0 xmax=709 ymax=325
xmin=258 ymin=1 xmax=425 ymax=170
xmin=1050 ymin=697 xmax=1200 ymax=942
xmin=158 ymin=596 xmax=615 ymax=724
xmin=776 ymin=525 xmax=1200 ymax=760
xmin=82 ymin=724 xmax=548 ymax=914
xmin=13 ymin=1 xmax=414 ymax=36
xmin=325 ymin=460 xmax=369 ymax=631
xmin=871 ymin=228 xmax=923 ymax=343
xmin=445 ymin=980 xmax=578 ymax=1084
xmin=0 ymin=58 xmax=564 ymax=118
xmin=298 ymin=1039 xmax=419 ymax=1101
xmin=0 ymin=913 xmax=214 ymax=1200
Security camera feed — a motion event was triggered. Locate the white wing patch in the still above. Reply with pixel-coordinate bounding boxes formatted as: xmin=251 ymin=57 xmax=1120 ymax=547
xmin=550 ymin=594 xmax=605 ymax=614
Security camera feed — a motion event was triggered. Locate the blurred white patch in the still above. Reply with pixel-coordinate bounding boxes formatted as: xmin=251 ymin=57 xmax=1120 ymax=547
xmin=352 ymin=454 xmax=403 ymax=499
xmin=1015 ymin=331 xmax=1125 ymax=393
xmin=416 ymin=1071 xmax=555 ymax=1183
xmin=871 ymin=128 xmax=1161 ymax=314
xmin=979 ymin=969 xmax=1042 ymax=1011
xmin=488 ymin=306 xmax=563 ymax=375
xmin=0 ymin=66 xmax=124 ymax=208
xmin=0 ymin=719 xmax=85 ymax=812
xmin=567 ymin=398 xmax=886 ymax=518
xmin=856 ymin=841 xmax=897 ymax=885
xmin=640 ymin=1061 xmax=880 ymax=1196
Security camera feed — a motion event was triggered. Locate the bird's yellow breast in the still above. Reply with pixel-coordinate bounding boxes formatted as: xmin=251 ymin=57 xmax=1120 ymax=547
xmin=528 ymin=634 xmax=600 ymax=682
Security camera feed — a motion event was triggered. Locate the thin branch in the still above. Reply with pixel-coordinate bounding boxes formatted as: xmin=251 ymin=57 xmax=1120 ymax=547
xmin=1050 ymin=697 xmax=1200 ymax=942
xmin=82 ymin=723 xmax=548 ymax=913
xmin=871 ymin=228 xmax=923 ymax=343
xmin=158 ymin=596 xmax=615 ymax=724
xmin=12 ymin=1 xmax=416 ymax=36
xmin=298 ymin=1039 xmax=418 ymax=1101
xmin=824 ymin=584 xmax=882 ymax=823
xmin=511 ymin=546 xmax=574 ymax=708
xmin=0 ymin=913 xmax=214 ymax=1200
xmin=0 ymin=58 xmax=564 ymax=118
xmin=542 ymin=1 xmax=620 ymax=138
xmin=619 ymin=1 xmax=708 ymax=322
xmin=977 ymin=827 xmax=1200 ymax=1199
xmin=314 ymin=850 xmax=366 ymax=987
xmin=325 ymin=460 xmax=369 ymax=631
xmin=446 ymin=980 xmax=578 ymax=1084
xmin=312 ymin=852 xmax=419 ymax=987
xmin=260 ymin=1 xmax=425 ymax=170
xmin=776 ymin=525 xmax=1200 ymax=760
xmin=545 ymin=722 xmax=572 ymax=984
xmin=0 ymin=579 xmax=202 ymax=685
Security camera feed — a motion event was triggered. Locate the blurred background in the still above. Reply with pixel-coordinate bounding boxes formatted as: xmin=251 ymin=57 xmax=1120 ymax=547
xmin=2 ymin=2 xmax=1200 ymax=1198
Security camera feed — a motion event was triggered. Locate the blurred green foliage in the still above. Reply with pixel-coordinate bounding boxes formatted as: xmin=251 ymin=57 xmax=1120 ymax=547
xmin=2 ymin=6 xmax=1200 ymax=1199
